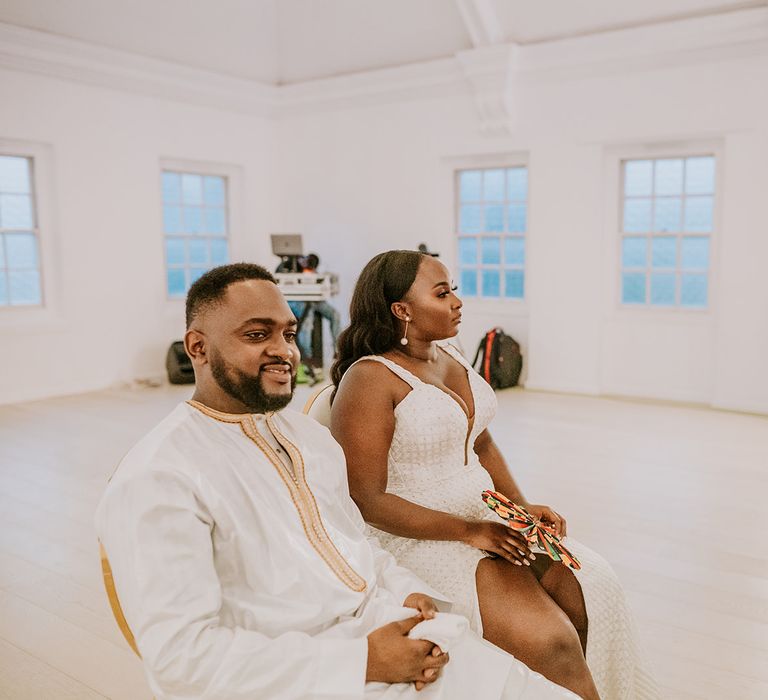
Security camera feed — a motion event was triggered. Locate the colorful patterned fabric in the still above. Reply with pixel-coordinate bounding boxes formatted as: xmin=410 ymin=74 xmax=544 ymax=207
xmin=482 ymin=490 xmax=581 ymax=570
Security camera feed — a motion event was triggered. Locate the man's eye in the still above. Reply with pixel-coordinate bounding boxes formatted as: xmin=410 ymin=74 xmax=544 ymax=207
xmin=245 ymin=332 xmax=266 ymax=340
xmin=285 ymin=332 xmax=297 ymax=341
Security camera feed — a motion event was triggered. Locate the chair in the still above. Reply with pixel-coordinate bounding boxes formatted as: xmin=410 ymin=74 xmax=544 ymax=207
xmin=303 ymin=383 xmax=334 ymax=428
xmin=99 ymin=541 xmax=141 ymax=658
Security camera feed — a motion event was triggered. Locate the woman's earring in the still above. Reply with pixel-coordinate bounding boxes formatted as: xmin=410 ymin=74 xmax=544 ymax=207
xmin=400 ymin=316 xmax=411 ymax=346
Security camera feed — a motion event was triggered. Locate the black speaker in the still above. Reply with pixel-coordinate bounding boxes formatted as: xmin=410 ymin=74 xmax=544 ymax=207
xmin=166 ymin=341 xmax=195 ymax=384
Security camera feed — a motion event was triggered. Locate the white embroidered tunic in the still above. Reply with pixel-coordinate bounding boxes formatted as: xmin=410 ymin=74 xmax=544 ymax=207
xmin=95 ymin=402 xmax=577 ymax=700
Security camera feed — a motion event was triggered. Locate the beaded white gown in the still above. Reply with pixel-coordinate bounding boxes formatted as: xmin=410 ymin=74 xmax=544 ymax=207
xmin=354 ymin=345 xmax=659 ymax=700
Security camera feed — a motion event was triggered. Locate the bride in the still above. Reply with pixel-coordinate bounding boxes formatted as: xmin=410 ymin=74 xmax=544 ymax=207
xmin=329 ymin=250 xmax=658 ymax=700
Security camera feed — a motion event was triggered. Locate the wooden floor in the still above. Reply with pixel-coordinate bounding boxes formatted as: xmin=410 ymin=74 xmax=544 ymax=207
xmin=0 ymin=383 xmax=766 ymax=699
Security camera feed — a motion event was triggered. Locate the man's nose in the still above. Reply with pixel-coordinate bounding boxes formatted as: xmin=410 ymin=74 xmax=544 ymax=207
xmin=268 ymin=333 xmax=296 ymax=363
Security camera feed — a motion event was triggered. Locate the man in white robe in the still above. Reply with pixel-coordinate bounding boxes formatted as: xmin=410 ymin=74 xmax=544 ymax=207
xmin=96 ymin=263 xmax=577 ymax=700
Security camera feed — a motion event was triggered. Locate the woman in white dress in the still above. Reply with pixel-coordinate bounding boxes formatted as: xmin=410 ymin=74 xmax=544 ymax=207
xmin=330 ymin=250 xmax=659 ymax=700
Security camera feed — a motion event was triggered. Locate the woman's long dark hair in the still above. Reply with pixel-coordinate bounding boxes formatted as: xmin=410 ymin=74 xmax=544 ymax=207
xmin=330 ymin=250 xmax=426 ymax=399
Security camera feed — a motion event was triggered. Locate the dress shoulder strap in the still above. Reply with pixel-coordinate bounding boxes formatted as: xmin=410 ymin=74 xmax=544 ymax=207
xmin=440 ymin=343 xmax=474 ymax=372
xmin=349 ymin=355 xmax=420 ymax=389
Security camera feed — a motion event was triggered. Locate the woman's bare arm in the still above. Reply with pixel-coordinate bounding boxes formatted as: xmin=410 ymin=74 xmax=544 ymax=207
xmin=330 ymin=361 xmax=471 ymax=542
xmin=473 ymin=428 xmax=567 ymax=536
xmin=473 ymin=429 xmax=528 ymax=505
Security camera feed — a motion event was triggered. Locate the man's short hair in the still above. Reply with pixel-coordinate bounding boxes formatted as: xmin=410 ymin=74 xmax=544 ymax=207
xmin=186 ymin=263 xmax=276 ymax=329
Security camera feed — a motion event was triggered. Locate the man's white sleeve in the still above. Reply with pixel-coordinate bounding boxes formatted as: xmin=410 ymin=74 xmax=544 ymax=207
xmin=336 ymin=478 xmax=452 ymax=609
xmin=97 ymin=469 xmax=367 ymax=700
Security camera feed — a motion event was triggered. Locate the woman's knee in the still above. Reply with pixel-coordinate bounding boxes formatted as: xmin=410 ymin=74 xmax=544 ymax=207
xmin=527 ymin=620 xmax=584 ymax=663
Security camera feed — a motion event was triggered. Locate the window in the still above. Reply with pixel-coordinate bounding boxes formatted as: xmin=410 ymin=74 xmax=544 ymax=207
xmin=0 ymin=155 xmax=42 ymax=306
xmin=456 ymin=166 xmax=527 ymax=299
xmin=162 ymin=170 xmax=229 ymax=298
xmin=620 ymin=156 xmax=715 ymax=308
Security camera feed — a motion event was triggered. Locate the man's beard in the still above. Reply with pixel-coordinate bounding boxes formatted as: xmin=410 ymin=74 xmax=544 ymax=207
xmin=209 ymin=347 xmax=296 ymax=413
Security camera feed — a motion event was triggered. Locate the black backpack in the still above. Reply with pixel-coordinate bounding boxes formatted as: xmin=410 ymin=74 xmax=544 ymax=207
xmin=471 ymin=328 xmax=522 ymax=390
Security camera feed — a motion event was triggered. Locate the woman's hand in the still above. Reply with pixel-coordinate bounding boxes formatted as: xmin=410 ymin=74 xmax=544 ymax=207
xmin=526 ymin=504 xmax=567 ymax=538
xmin=462 ymin=519 xmax=535 ymax=566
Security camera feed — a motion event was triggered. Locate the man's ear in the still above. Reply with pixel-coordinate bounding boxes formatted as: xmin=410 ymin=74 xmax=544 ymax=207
xmin=184 ymin=329 xmax=207 ymax=365
xmin=390 ymin=301 xmax=411 ymax=322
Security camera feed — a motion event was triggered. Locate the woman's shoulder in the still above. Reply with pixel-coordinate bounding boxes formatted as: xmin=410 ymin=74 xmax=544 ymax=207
xmin=336 ymin=356 xmax=412 ymax=402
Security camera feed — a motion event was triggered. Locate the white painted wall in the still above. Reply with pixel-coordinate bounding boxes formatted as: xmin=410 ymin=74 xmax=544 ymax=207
xmin=1 ymin=12 xmax=767 ymax=415
xmin=275 ymin=30 xmax=768 ymax=413
xmin=0 ymin=68 xmax=278 ymax=404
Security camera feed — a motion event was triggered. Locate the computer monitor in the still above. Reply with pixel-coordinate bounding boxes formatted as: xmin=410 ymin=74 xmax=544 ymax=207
xmin=271 ymin=234 xmax=303 ymax=257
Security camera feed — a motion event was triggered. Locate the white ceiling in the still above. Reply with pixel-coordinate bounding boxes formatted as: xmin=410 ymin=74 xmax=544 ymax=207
xmin=0 ymin=0 xmax=763 ymax=85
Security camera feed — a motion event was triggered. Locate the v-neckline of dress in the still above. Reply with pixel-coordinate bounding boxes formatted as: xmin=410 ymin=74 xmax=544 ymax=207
xmin=384 ymin=347 xmax=477 ymax=464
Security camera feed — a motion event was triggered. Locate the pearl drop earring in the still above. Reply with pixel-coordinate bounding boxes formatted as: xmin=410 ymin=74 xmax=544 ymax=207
xmin=400 ymin=316 xmax=411 ymax=346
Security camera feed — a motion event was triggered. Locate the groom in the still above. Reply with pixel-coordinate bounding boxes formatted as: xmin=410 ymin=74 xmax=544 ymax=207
xmin=96 ymin=263 xmax=576 ymax=699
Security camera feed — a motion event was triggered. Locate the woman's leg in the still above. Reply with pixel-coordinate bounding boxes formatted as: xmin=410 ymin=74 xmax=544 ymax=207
xmin=538 ymin=562 xmax=589 ymax=655
xmin=476 ymin=557 xmax=600 ymax=700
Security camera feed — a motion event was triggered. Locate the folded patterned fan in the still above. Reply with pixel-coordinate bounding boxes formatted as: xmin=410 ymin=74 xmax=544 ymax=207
xmin=481 ymin=490 xmax=581 ymax=570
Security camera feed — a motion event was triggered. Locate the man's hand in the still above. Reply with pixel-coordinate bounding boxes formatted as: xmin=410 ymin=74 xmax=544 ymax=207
xmin=526 ymin=504 xmax=567 ymax=537
xmin=366 ymin=616 xmax=449 ymax=690
xmin=403 ymin=592 xmax=438 ymax=620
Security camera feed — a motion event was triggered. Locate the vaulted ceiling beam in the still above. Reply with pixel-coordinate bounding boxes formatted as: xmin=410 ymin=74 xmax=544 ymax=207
xmin=454 ymin=0 xmax=506 ymax=47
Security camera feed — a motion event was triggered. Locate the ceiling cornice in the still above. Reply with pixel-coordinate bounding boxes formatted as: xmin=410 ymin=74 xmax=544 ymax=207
xmin=0 ymin=8 xmax=766 ymax=130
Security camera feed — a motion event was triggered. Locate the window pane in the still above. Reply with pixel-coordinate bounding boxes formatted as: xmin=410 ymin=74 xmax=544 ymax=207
xmin=163 ymin=205 xmax=182 ymax=234
xmin=181 ymin=174 xmax=203 ymax=204
xmin=184 ymin=206 xmax=203 ymax=234
xmin=651 ymin=237 xmax=677 ymax=269
xmin=167 ymin=268 xmax=186 ymax=297
xmin=162 ymin=172 xmax=181 ymax=203
xmin=458 ymin=237 xmax=477 ymax=265
xmin=685 ymin=157 xmax=715 ymax=195
xmin=203 ymin=176 xmax=225 ymax=206
xmin=210 ymin=239 xmax=229 ymax=265
xmin=681 ymin=274 xmax=708 ymax=307
xmin=188 ymin=239 xmax=208 ymax=265
xmin=0 ymin=237 xmax=4 ymax=267
xmin=483 ymin=169 xmax=505 ymax=201
xmin=681 ymin=237 xmax=709 ymax=269
xmin=507 ymin=204 xmax=526 ymax=233
xmin=507 ymin=167 xmax=528 ymax=201
xmin=504 ymin=238 xmax=525 ymax=266
xmin=204 ymin=207 xmax=226 ymax=235
xmin=0 ymin=271 xmax=6 ymax=304
xmin=622 ymin=237 xmax=646 ymax=268
xmin=8 ymin=270 xmax=41 ymax=305
xmin=190 ymin=268 xmax=206 ymax=285
xmin=684 ymin=196 xmax=713 ymax=232
xmin=650 ymin=273 xmax=676 ymax=306
xmin=654 ymin=197 xmax=682 ymax=232
xmin=504 ymin=270 xmax=524 ymax=298
xmin=460 ymin=268 xmax=477 ymax=296
xmin=654 ymin=159 xmax=684 ymax=195
xmin=622 ymin=273 xmax=645 ymax=304
xmin=481 ymin=269 xmax=500 ymax=297
xmin=0 ymin=156 xmax=31 ymax=194
xmin=166 ymin=238 xmax=185 ymax=265
xmin=623 ymin=199 xmax=651 ymax=232
xmin=481 ymin=237 xmax=501 ymax=264
xmin=459 ymin=204 xmax=482 ymax=233
xmin=485 ymin=205 xmax=504 ymax=232
xmin=624 ymin=160 xmax=652 ymax=196
xmin=0 ymin=193 xmax=33 ymax=228
xmin=459 ymin=170 xmax=482 ymax=202
xmin=5 ymin=233 xmax=38 ymax=267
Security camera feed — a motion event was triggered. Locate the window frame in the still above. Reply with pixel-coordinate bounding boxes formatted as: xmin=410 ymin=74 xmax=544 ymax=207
xmin=453 ymin=156 xmax=530 ymax=303
xmin=603 ymin=141 xmax=722 ymax=318
xmin=159 ymin=158 xmax=241 ymax=304
xmin=0 ymin=139 xmax=59 ymax=328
